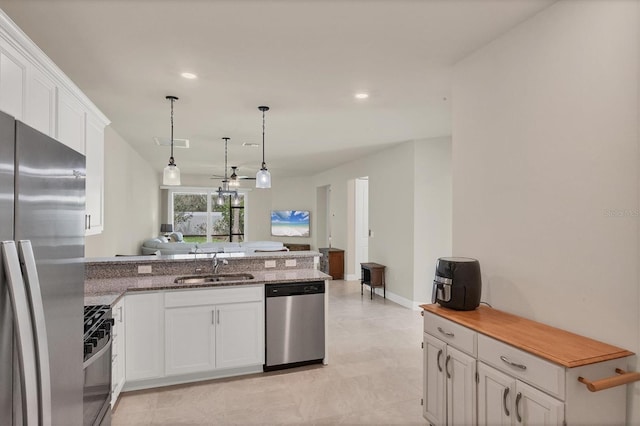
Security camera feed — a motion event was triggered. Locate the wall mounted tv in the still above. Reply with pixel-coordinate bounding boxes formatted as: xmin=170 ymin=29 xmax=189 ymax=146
xmin=271 ymin=210 xmax=310 ymax=237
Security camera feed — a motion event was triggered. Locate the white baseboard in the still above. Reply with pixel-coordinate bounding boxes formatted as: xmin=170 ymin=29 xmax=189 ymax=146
xmin=368 ymin=287 xmax=423 ymax=311
xmin=346 ymin=273 xmax=359 ymax=281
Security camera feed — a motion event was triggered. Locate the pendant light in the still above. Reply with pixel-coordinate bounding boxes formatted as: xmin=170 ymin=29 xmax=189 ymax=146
xmin=162 ymin=95 xmax=181 ymax=185
xmin=216 ymin=138 xmax=241 ymax=206
xmin=256 ymin=105 xmax=271 ymax=188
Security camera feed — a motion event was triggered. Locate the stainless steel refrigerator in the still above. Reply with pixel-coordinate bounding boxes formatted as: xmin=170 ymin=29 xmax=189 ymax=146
xmin=0 ymin=109 xmax=85 ymax=425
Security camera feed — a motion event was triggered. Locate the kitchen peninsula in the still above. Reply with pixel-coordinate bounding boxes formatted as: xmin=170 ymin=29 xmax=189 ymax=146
xmin=84 ymin=250 xmax=330 ymax=404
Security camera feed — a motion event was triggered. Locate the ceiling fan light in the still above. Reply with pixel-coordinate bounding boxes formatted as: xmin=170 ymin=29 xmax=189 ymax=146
xmin=232 ymin=192 xmax=240 ymax=206
xmin=163 ymin=163 xmax=181 ymax=185
xmin=256 ymin=167 xmax=271 ymax=189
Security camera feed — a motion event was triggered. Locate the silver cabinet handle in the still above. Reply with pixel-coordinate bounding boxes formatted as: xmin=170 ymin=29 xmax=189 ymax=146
xmin=445 ymin=355 xmax=451 ymax=379
xmin=436 ymin=349 xmax=443 ymax=372
xmin=515 ymin=392 xmax=522 ymax=423
xmin=217 ymin=309 xmax=220 ymax=324
xmin=118 ymin=305 xmax=123 ymax=323
xmin=503 ymin=387 xmax=510 ymax=416
xmin=500 ymin=355 xmax=527 ymax=371
xmin=212 ymin=310 xmax=215 ymax=325
xmin=88 ymin=214 xmax=91 ymax=229
xmin=437 ymin=326 xmax=454 ymax=338
xmin=18 ymin=240 xmax=52 ymax=426
xmin=2 ymin=241 xmax=39 ymax=426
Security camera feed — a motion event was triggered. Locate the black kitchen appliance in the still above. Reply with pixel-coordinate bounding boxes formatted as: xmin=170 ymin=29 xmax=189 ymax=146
xmin=432 ymin=257 xmax=481 ymax=311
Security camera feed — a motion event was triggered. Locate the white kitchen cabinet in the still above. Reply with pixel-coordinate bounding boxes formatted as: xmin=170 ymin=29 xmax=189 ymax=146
xmin=165 ymin=305 xmax=216 ymax=376
xmin=56 ymin=87 xmax=85 ymax=154
xmin=84 ymin=113 xmax=104 ymax=235
xmin=423 ymin=306 xmax=634 ymax=426
xmin=164 ymin=286 xmax=264 ymax=376
xmin=0 ymin=34 xmax=26 ymax=121
xmin=423 ymin=332 xmax=476 ymax=426
xmin=111 ymin=298 xmax=126 ymax=408
xmin=0 ymin=10 xmax=109 ymax=236
xmin=165 ymin=299 xmax=263 ymax=375
xmin=215 ymin=301 xmax=263 ymax=369
xmin=25 ymin=64 xmax=56 ymax=137
xmin=478 ymin=361 xmax=564 ymax=426
xmin=123 ymin=285 xmax=264 ymax=391
xmin=125 ymin=292 xmax=164 ymax=382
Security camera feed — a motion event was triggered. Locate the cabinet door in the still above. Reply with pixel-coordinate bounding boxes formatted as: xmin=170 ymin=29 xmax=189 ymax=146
xmin=478 ymin=362 xmax=515 ymax=426
xmin=423 ymin=334 xmax=447 ymax=426
xmin=26 ymin=65 xmax=56 ymax=137
xmin=0 ymin=36 xmax=26 ymax=120
xmin=84 ymin=114 xmax=104 ymax=235
xmin=111 ymin=299 xmax=126 ymax=407
xmin=215 ymin=301 xmax=263 ymax=369
xmin=125 ymin=293 xmax=164 ymax=381
xmin=56 ymin=88 xmax=85 ymax=153
xmin=446 ymin=345 xmax=476 ymax=426
xmin=515 ymin=381 xmax=564 ymax=426
xmin=165 ymin=305 xmax=216 ymax=375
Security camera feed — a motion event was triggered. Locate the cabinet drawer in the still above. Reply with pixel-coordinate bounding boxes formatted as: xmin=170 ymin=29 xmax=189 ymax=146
xmin=165 ymin=285 xmax=263 ymax=308
xmin=424 ymin=312 xmax=476 ymax=356
xmin=478 ymin=334 xmax=565 ymax=400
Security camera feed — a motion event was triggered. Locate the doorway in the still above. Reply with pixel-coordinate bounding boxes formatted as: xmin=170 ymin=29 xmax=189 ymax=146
xmin=354 ymin=177 xmax=369 ymax=274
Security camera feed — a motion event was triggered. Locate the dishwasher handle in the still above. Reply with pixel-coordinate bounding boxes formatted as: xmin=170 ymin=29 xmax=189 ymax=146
xmin=266 ymin=281 xmax=325 ymax=297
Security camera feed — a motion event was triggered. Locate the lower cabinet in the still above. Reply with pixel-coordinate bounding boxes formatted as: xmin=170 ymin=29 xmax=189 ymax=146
xmin=111 ymin=298 xmax=126 ymax=407
xmin=125 ymin=292 xmax=164 ymax=382
xmin=423 ymin=308 xmax=631 ymax=426
xmin=124 ymin=285 xmax=264 ymax=390
xmin=477 ymin=362 xmax=564 ymax=426
xmin=423 ymin=334 xmax=476 ymax=426
xmin=165 ymin=300 xmax=263 ymax=375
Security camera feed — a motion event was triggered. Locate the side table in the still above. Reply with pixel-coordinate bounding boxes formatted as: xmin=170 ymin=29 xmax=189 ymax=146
xmin=360 ymin=262 xmax=386 ymax=299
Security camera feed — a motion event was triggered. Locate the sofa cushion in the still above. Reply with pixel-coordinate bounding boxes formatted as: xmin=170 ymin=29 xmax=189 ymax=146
xmin=169 ymin=232 xmax=184 ymax=242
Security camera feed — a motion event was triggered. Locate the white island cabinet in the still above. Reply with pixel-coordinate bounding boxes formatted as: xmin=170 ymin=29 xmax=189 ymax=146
xmin=124 ymin=285 xmax=264 ymax=391
xmin=422 ymin=305 xmax=635 ymax=426
xmin=164 ymin=286 xmax=263 ymax=375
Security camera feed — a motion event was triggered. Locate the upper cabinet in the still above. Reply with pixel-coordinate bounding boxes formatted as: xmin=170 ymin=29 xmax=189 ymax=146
xmin=0 ymin=9 xmax=110 ymax=235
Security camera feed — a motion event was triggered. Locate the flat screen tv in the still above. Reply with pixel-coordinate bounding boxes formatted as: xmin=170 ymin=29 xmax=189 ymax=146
xmin=271 ymin=210 xmax=310 ymax=237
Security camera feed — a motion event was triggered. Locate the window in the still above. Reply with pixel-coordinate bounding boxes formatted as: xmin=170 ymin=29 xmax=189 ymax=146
xmin=168 ymin=188 xmax=245 ymax=243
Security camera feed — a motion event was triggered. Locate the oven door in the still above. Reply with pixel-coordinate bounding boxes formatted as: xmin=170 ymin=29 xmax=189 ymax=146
xmin=83 ymin=335 xmax=112 ymax=426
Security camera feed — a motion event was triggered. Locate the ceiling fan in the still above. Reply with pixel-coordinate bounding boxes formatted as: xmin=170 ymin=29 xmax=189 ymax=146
xmin=210 ymin=138 xmax=256 ymax=185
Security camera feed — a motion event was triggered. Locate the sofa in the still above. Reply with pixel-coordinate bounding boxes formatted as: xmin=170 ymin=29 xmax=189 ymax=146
xmin=141 ymin=234 xmax=287 ymax=255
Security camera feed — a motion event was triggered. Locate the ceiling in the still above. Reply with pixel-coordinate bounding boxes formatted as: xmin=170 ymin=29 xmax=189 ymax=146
xmin=0 ymin=0 xmax=555 ymax=181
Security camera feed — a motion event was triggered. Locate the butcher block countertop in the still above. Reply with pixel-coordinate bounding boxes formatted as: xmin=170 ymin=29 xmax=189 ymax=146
xmin=421 ymin=304 xmax=634 ymax=368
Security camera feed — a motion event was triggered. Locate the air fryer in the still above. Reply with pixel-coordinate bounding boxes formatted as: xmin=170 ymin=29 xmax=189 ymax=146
xmin=432 ymin=257 xmax=481 ymax=311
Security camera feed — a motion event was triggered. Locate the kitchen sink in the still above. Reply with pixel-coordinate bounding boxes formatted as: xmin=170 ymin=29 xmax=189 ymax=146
xmin=174 ymin=273 xmax=255 ymax=284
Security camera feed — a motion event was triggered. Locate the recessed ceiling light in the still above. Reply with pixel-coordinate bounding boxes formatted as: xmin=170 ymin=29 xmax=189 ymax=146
xmin=355 ymin=93 xmax=369 ymax=99
xmin=242 ymin=142 xmax=260 ymax=147
xmin=181 ymin=72 xmax=197 ymax=79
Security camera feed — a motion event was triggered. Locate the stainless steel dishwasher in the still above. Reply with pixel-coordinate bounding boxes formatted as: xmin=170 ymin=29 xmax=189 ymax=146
xmin=264 ymin=281 xmax=325 ymax=370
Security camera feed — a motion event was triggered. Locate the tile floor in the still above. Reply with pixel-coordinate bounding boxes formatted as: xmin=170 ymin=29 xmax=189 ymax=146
xmin=112 ymin=280 xmax=426 ymax=425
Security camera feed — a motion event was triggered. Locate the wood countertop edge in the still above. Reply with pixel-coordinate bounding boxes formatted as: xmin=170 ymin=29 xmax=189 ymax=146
xmin=420 ymin=304 xmax=634 ymax=368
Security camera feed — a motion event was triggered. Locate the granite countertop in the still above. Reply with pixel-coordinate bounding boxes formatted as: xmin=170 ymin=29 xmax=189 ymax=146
xmin=84 ymin=269 xmax=330 ymax=307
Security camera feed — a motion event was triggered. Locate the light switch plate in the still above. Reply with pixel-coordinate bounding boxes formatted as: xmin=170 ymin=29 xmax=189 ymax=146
xmin=138 ymin=265 xmax=152 ymax=274
xmin=285 ymin=259 xmax=297 ymax=267
xmin=265 ymin=260 xmax=276 ymax=268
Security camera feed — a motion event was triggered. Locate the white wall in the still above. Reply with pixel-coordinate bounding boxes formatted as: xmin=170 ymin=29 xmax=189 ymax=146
xmin=312 ymin=138 xmax=452 ymax=305
xmin=85 ymin=127 xmax=160 ymax=257
xmin=413 ymin=137 xmax=452 ymax=304
xmin=452 ymin=0 xmax=639 ymax=421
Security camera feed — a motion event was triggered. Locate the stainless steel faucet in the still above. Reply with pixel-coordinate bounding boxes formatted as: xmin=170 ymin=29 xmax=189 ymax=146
xmin=213 ymin=252 xmax=229 ymax=274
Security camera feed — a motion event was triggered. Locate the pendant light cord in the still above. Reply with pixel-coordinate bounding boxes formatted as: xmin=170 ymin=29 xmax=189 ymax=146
xmin=166 ymin=95 xmax=178 ymax=166
xmin=259 ymin=106 xmax=269 ymax=170
xmin=262 ymin=108 xmax=266 ymax=168
xmin=170 ymin=97 xmax=175 ymax=163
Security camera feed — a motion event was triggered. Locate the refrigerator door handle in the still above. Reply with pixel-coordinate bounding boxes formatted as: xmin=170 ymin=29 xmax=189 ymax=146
xmin=1 ymin=241 xmax=39 ymax=426
xmin=18 ymin=240 xmax=52 ymax=426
